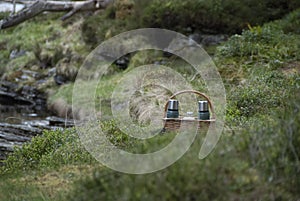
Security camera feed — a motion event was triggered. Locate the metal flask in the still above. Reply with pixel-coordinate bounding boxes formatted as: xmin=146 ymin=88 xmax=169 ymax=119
xmin=168 ymin=99 xmax=179 ymax=110
xmin=167 ymin=99 xmax=179 ymax=118
xmin=198 ymin=101 xmax=210 ymax=120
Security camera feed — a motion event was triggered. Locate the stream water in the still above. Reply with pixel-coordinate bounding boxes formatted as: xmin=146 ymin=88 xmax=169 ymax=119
xmin=0 ymin=81 xmax=74 ymax=161
xmin=0 ymin=98 xmax=50 ymax=125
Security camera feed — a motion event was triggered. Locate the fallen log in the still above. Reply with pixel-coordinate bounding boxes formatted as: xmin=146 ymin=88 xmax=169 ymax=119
xmin=0 ymin=0 xmax=113 ymax=29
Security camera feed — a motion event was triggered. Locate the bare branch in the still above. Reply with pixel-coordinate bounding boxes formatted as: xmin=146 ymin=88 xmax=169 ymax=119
xmin=12 ymin=0 xmax=16 ymax=14
xmin=0 ymin=0 xmax=113 ymax=29
xmin=2 ymin=0 xmax=36 ymax=5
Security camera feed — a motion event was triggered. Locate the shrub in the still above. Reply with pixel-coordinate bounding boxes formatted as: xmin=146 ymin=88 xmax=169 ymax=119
xmin=81 ymin=6 xmax=129 ymax=48
xmin=0 ymin=120 xmax=135 ymax=173
xmin=227 ymin=71 xmax=293 ymax=119
xmin=241 ymin=88 xmax=300 ymax=197
xmin=67 ymin=134 xmax=260 ymax=201
xmin=1 ymin=129 xmax=95 ymax=173
xmin=273 ymin=8 xmax=300 ymax=34
xmin=217 ymin=25 xmax=300 ymax=62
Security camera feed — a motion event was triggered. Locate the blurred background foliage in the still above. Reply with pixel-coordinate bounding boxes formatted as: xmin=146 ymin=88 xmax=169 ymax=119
xmin=81 ymin=0 xmax=300 ymax=47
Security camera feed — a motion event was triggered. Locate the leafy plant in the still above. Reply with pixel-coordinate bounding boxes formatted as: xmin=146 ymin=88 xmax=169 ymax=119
xmin=227 ymin=70 xmax=294 ymax=120
xmin=1 ymin=129 xmax=95 ymax=173
xmin=241 ymin=89 xmax=300 ymax=197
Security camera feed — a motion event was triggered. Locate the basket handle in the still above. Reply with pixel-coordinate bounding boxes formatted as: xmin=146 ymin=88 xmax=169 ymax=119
xmin=164 ymin=90 xmax=215 ymax=119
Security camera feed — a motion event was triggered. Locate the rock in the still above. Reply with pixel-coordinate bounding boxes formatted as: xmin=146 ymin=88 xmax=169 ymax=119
xmin=46 ymin=116 xmax=74 ymax=127
xmin=201 ymin=34 xmax=228 ymax=46
xmin=114 ymin=55 xmax=130 ymax=70
xmin=21 ymin=85 xmax=41 ymax=101
xmin=0 ymin=123 xmax=42 ymax=137
xmin=188 ymin=33 xmax=202 ymax=44
xmin=20 ymin=74 xmax=32 ymax=81
xmin=0 ymin=81 xmax=47 ymax=107
xmin=48 ymin=67 xmax=56 ymax=77
xmin=166 ymin=36 xmax=200 ymax=54
xmin=0 ymin=132 xmax=31 ymax=142
xmin=54 ymin=74 xmax=68 ymax=85
xmin=9 ymin=49 xmax=26 ymax=60
xmin=36 ymin=79 xmax=47 ymax=85
xmin=21 ymin=70 xmax=41 ymax=79
xmin=0 ymin=81 xmax=18 ymax=92
xmin=0 ymin=90 xmax=34 ymax=106
xmin=0 ymin=118 xmax=73 ymax=160
xmin=188 ymin=33 xmax=228 ymax=46
xmin=0 ymin=123 xmax=41 ymax=161
xmin=0 ymin=141 xmax=17 ymax=153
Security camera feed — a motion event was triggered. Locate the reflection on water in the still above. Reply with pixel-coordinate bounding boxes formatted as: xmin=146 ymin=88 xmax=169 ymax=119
xmin=0 ymin=104 xmax=51 ymax=125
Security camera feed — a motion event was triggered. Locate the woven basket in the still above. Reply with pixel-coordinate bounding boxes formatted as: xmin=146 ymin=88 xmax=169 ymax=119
xmin=163 ymin=90 xmax=216 ymax=131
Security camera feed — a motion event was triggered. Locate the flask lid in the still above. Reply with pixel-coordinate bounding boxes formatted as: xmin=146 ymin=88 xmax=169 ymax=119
xmin=198 ymin=101 xmax=209 ymax=112
xmin=168 ymin=99 xmax=179 ymax=110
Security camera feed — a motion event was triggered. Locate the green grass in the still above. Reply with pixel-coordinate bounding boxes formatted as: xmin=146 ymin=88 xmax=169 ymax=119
xmin=214 ymin=9 xmax=300 ymax=85
xmin=0 ymin=14 xmax=88 ymax=91
xmin=65 ymin=84 xmax=300 ymax=201
xmin=0 ymin=177 xmax=53 ymax=201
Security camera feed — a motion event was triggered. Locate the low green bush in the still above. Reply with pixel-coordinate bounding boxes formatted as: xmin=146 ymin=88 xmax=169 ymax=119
xmin=227 ymin=71 xmax=293 ymax=119
xmin=0 ymin=120 xmax=136 ymax=173
xmin=240 ymin=88 xmax=300 ymax=197
xmin=215 ymin=9 xmax=300 ymax=85
xmin=81 ymin=12 xmax=128 ymax=48
xmin=217 ymin=25 xmax=300 ymax=62
xmin=272 ymin=8 xmax=300 ymax=34
xmin=1 ymin=129 xmax=95 ymax=173
xmin=67 ymin=134 xmax=258 ymax=201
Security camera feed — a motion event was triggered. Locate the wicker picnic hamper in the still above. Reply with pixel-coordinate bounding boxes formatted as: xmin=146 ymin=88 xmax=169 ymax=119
xmin=163 ymin=90 xmax=216 ymax=131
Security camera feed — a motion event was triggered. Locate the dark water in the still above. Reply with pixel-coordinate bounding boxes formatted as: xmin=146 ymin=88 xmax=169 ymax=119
xmin=0 ymin=87 xmax=68 ymax=161
xmin=0 ymin=79 xmax=55 ymax=126
xmin=0 ymin=104 xmax=51 ymax=125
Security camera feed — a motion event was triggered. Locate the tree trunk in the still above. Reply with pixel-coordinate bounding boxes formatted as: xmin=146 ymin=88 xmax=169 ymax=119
xmin=0 ymin=0 xmax=113 ymax=29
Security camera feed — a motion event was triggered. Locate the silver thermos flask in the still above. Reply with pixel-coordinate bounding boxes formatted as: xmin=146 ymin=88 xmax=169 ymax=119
xmin=198 ymin=101 xmax=210 ymax=120
xmin=167 ymin=99 xmax=179 ymax=118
